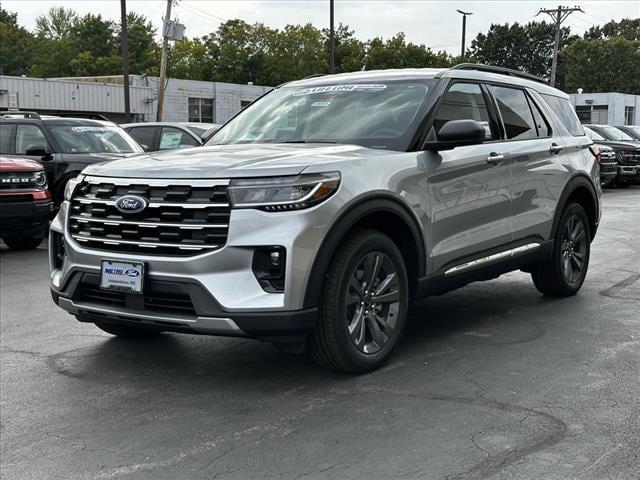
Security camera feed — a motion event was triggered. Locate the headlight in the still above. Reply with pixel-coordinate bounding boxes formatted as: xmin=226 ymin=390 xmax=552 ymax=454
xmin=228 ymin=172 xmax=341 ymax=211
xmin=33 ymin=171 xmax=48 ymax=190
xmin=64 ymin=175 xmax=85 ymax=201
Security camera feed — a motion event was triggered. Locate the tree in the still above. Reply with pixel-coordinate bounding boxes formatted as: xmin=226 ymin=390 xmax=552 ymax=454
xmin=364 ymin=33 xmax=452 ymax=71
xmin=563 ymin=37 xmax=640 ymax=94
xmin=168 ymin=37 xmax=213 ymax=81
xmin=0 ymin=7 xmax=35 ymax=75
xmin=322 ymin=24 xmax=365 ymax=73
xmin=265 ymin=24 xmax=326 ymax=84
xmin=470 ymin=21 xmax=573 ymax=81
xmin=114 ymin=12 xmax=160 ymax=75
xmin=35 ymin=6 xmax=77 ymax=40
xmin=584 ymin=18 xmax=640 ymax=41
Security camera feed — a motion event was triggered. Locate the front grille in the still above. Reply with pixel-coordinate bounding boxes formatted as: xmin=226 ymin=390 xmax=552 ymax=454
xmin=68 ymin=177 xmax=231 ymax=256
xmin=0 ymin=172 xmax=38 ymax=190
xmin=0 ymin=194 xmax=33 ymax=203
xmin=617 ymin=151 xmax=640 ymax=165
xmin=77 ymin=285 xmax=197 ymax=316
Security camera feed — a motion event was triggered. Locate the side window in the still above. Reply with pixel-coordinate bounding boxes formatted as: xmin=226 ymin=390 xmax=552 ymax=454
xmin=541 ymin=94 xmax=585 ymax=136
xmin=0 ymin=124 xmax=14 ymax=154
xmin=432 ymin=83 xmax=494 ymax=140
xmin=491 ymin=86 xmax=537 ymax=141
xmin=529 ymin=98 xmax=551 ymax=137
xmin=15 ymin=125 xmax=49 ymax=154
xmin=159 ymin=127 xmax=199 ymax=150
xmin=127 ymin=126 xmax=157 ymax=150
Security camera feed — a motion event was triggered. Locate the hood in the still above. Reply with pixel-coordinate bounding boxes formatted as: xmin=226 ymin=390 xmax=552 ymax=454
xmin=0 ymin=156 xmax=44 ymax=172
xmin=594 ymin=140 xmax=640 ymax=150
xmin=81 ymin=143 xmax=390 ymax=179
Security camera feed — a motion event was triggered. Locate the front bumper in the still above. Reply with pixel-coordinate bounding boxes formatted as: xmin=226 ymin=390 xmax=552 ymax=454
xmin=49 ymin=192 xmax=339 ymax=337
xmin=0 ymin=198 xmax=54 ymax=237
xmin=617 ymin=164 xmax=640 ymax=183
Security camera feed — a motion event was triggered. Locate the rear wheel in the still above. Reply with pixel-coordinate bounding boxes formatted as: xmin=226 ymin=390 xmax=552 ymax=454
xmin=3 ymin=235 xmax=44 ymax=250
xmin=310 ymin=229 xmax=409 ymax=373
xmin=531 ymin=202 xmax=590 ymax=296
xmin=93 ymin=321 xmax=162 ymax=338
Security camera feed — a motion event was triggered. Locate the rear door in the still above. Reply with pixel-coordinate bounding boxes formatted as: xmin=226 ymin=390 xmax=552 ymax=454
xmin=488 ymin=85 xmax=559 ymax=245
xmin=425 ymin=81 xmax=513 ymax=274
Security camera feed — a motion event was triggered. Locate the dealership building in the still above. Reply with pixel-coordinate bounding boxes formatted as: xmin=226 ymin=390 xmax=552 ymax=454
xmin=569 ymin=92 xmax=640 ymax=126
xmin=0 ymin=74 xmax=272 ymax=124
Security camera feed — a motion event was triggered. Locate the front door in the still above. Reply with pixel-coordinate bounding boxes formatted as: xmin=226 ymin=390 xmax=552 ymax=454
xmin=424 ymin=82 xmax=513 ymax=274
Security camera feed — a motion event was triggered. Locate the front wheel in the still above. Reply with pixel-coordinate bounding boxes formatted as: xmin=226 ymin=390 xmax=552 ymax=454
xmin=531 ymin=202 xmax=590 ymax=296
xmin=310 ymin=229 xmax=409 ymax=373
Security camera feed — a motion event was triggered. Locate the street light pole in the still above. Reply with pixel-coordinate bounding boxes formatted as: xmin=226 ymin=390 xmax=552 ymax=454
xmin=329 ymin=0 xmax=335 ymax=74
xmin=156 ymin=0 xmax=173 ymax=121
xmin=120 ymin=0 xmax=131 ymax=122
xmin=456 ymin=9 xmax=473 ymax=62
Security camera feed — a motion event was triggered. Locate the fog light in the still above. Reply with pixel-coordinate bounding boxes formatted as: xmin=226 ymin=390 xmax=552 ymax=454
xmin=253 ymin=247 xmax=286 ymax=292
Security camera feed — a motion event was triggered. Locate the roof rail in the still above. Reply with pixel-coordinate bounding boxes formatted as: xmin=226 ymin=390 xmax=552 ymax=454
xmin=1 ymin=110 xmax=41 ymax=119
xmin=448 ymin=63 xmax=548 ymax=85
xmin=54 ymin=112 xmax=110 ymax=121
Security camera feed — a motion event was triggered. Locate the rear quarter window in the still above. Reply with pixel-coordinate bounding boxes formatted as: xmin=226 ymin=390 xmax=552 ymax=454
xmin=541 ymin=94 xmax=584 ymax=137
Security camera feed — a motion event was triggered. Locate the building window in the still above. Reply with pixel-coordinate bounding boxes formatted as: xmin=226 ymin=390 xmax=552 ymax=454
xmin=188 ymin=98 xmax=214 ymax=123
xmin=575 ymin=106 xmax=591 ymax=124
xmin=240 ymin=100 xmax=252 ymax=109
xmin=591 ymin=105 xmax=608 ymax=124
xmin=625 ymin=106 xmax=635 ymax=125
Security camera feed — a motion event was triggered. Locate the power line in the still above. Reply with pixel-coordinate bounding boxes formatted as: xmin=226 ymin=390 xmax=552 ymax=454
xmin=536 ymin=5 xmax=584 ymax=87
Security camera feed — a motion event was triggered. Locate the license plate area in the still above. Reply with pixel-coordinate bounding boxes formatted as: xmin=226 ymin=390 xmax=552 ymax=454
xmin=100 ymin=260 xmax=144 ymax=294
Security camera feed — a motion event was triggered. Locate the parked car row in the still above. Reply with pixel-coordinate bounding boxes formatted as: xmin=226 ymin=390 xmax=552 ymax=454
xmin=583 ymin=124 xmax=640 ymax=187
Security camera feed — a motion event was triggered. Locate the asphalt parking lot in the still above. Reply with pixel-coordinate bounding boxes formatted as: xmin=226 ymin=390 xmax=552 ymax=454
xmin=1 ymin=187 xmax=639 ymax=480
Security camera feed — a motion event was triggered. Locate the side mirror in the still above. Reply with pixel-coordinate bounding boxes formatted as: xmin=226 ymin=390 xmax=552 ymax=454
xmin=140 ymin=144 xmax=150 ymax=152
xmin=424 ymin=119 xmax=486 ymax=151
xmin=25 ymin=145 xmax=53 ymax=160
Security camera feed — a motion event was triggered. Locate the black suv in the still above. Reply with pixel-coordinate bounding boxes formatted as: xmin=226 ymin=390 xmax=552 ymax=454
xmin=584 ymin=124 xmax=640 ymax=185
xmin=0 ymin=112 xmax=144 ymax=204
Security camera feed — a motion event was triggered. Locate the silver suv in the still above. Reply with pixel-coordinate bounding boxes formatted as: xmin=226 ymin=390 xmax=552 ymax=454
xmin=50 ymin=64 xmax=602 ymax=373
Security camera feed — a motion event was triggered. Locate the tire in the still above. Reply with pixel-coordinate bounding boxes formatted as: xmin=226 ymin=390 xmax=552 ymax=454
xmin=309 ymin=229 xmax=409 ymax=373
xmin=3 ymin=235 xmax=44 ymax=250
xmin=93 ymin=321 xmax=162 ymax=338
xmin=531 ymin=202 xmax=590 ymax=297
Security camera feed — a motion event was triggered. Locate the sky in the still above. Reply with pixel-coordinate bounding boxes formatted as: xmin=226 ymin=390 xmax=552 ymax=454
xmin=4 ymin=0 xmax=640 ymax=54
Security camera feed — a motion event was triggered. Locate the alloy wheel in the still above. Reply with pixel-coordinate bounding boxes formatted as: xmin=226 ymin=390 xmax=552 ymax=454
xmin=560 ymin=214 xmax=588 ymax=284
xmin=345 ymin=252 xmax=401 ymax=354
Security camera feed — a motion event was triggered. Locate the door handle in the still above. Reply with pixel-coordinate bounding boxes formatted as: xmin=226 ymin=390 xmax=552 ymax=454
xmin=487 ymin=152 xmax=505 ymax=165
xmin=550 ymin=143 xmax=563 ymax=154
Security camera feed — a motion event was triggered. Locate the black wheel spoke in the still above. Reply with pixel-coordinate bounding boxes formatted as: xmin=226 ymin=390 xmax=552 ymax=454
xmin=345 ymin=251 xmax=400 ymax=354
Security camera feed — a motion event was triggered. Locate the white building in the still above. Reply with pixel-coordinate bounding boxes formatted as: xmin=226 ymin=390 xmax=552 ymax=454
xmin=0 ymin=75 xmax=272 ymax=124
xmin=568 ymin=92 xmax=640 ymax=126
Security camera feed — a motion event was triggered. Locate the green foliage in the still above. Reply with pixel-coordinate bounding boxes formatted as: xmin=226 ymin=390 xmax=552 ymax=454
xmin=35 ymin=6 xmax=77 ymax=39
xmin=563 ymin=37 xmax=640 ymax=94
xmin=0 ymin=7 xmax=35 ymax=75
xmin=1 ymin=5 xmax=638 ymax=94
xmin=470 ymin=21 xmax=573 ymax=80
xmin=584 ymin=18 xmax=640 ymax=41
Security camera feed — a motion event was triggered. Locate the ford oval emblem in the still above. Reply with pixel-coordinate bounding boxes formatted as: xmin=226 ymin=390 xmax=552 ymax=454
xmin=124 ymin=268 xmax=141 ymax=277
xmin=115 ymin=195 xmax=148 ymax=214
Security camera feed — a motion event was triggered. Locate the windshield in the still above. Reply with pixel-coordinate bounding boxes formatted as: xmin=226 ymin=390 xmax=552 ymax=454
xmin=595 ymin=125 xmax=634 ymax=141
xmin=49 ymin=125 xmax=144 ymax=154
xmin=621 ymin=126 xmax=640 ymax=139
xmin=208 ymin=80 xmax=434 ymax=151
xmin=584 ymin=126 xmax=605 ymax=141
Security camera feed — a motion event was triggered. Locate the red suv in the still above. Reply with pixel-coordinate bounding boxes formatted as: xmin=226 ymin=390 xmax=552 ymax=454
xmin=0 ymin=156 xmax=54 ymax=250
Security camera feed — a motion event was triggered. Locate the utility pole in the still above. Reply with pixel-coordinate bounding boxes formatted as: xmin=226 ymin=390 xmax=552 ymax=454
xmin=329 ymin=0 xmax=335 ymax=74
xmin=456 ymin=10 xmax=473 ymax=62
xmin=537 ymin=5 xmax=583 ymax=87
xmin=156 ymin=0 xmax=173 ymax=121
xmin=120 ymin=0 xmax=131 ymax=122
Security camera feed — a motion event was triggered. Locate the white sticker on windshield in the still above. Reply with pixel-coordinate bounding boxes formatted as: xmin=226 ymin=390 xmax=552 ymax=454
xmin=311 ymin=101 xmax=332 ymax=107
xmin=293 ymin=84 xmax=387 ymax=96
xmin=70 ymin=126 xmax=107 ymax=132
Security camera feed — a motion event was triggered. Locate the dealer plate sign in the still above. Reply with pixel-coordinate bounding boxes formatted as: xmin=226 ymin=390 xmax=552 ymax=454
xmin=100 ymin=260 xmax=144 ymax=294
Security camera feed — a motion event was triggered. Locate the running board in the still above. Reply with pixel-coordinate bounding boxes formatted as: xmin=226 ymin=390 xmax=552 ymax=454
xmin=444 ymin=243 xmax=541 ymax=276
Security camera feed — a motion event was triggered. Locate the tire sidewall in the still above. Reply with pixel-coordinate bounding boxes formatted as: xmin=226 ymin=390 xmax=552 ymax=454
xmin=554 ymin=203 xmax=591 ymax=292
xmin=325 ymin=232 xmax=409 ymax=371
